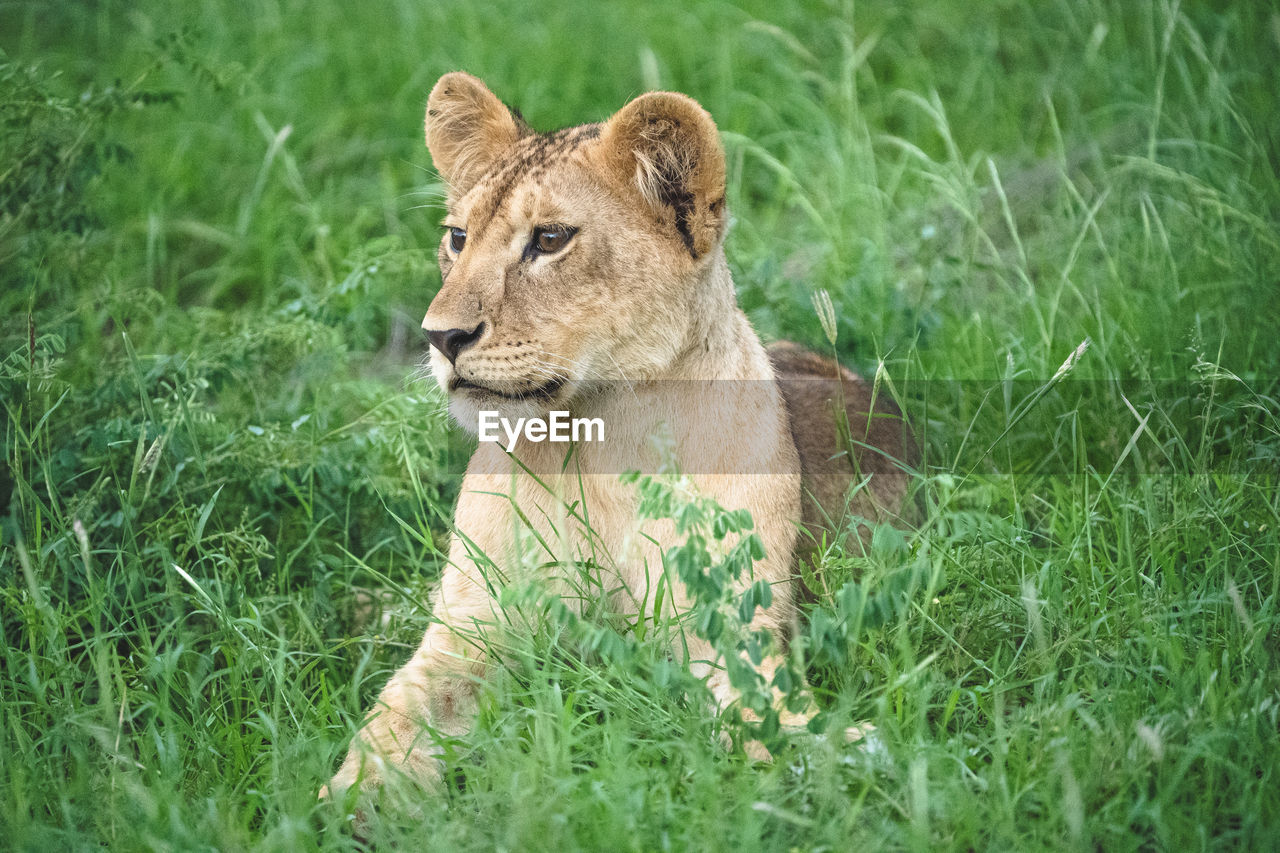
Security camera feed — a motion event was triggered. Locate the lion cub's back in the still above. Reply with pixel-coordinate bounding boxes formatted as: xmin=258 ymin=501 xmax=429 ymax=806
xmin=767 ymin=341 xmax=916 ymax=552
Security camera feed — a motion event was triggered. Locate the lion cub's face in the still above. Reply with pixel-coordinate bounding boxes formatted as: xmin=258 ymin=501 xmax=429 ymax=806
xmin=420 ymin=73 xmax=727 ymax=429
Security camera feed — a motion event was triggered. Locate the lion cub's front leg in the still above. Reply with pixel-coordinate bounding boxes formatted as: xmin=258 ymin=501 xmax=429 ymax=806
xmin=322 ymin=586 xmax=491 ymax=802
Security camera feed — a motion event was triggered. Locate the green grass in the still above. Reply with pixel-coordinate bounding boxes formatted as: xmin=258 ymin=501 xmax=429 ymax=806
xmin=2 ymin=0 xmax=1278 ymax=849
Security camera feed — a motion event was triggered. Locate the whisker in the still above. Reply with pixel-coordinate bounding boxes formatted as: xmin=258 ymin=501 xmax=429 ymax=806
xmin=525 ymin=347 xmax=577 ymax=368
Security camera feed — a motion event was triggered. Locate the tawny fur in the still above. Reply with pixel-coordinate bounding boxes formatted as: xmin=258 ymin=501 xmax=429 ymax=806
xmin=768 ymin=341 xmax=915 ymax=575
xmin=323 ymin=72 xmax=914 ymax=803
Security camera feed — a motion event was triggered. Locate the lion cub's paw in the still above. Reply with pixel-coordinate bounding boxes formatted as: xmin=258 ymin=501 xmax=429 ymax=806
xmin=321 ymin=748 xmax=388 ymax=802
xmin=319 ymin=746 xmax=440 ymax=837
xmin=841 ymin=722 xmax=885 ymax=756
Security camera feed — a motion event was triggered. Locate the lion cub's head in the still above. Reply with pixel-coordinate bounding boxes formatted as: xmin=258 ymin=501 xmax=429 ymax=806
xmin=420 ymin=72 xmax=728 ymax=429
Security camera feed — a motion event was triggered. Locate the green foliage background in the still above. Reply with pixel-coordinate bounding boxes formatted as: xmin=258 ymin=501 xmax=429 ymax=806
xmin=2 ymin=0 xmax=1278 ymax=849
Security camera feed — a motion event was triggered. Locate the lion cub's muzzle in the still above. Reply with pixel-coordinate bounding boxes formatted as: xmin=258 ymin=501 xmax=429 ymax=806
xmin=422 ymin=316 xmax=576 ymax=411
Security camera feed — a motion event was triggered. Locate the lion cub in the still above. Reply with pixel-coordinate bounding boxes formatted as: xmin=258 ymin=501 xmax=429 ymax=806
xmin=324 ymin=73 xmax=912 ymax=801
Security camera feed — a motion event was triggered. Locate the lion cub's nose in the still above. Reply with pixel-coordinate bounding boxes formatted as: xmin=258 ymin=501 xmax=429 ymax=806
xmin=426 ymin=322 xmax=485 ymax=365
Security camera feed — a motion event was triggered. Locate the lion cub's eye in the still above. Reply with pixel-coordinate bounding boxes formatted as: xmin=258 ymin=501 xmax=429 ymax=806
xmin=532 ymin=225 xmax=577 ymax=255
xmin=447 ymin=227 xmax=467 ymax=254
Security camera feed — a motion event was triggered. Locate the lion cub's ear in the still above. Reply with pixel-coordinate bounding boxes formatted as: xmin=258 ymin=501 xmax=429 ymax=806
xmin=598 ymin=91 xmax=727 ymax=258
xmin=425 ymin=72 xmax=523 ymax=198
